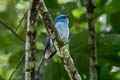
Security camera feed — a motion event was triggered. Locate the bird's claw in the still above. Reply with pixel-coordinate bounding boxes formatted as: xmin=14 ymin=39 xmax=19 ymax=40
xmin=64 ymin=39 xmax=70 ymax=45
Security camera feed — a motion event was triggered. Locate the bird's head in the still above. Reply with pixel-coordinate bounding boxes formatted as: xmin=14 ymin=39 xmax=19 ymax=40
xmin=55 ymin=14 xmax=69 ymax=24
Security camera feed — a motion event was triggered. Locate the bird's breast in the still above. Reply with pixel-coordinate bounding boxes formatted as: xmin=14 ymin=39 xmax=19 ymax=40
xmin=55 ymin=22 xmax=69 ymax=42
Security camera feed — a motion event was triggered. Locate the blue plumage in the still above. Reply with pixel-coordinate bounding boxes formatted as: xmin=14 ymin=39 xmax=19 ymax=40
xmin=37 ymin=14 xmax=70 ymax=73
xmin=44 ymin=14 xmax=69 ymax=59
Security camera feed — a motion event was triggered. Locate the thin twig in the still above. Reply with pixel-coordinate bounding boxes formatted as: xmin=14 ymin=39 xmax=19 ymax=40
xmin=14 ymin=0 xmax=20 ymax=21
xmin=8 ymin=54 xmax=25 ymax=80
xmin=0 ymin=20 xmax=25 ymax=42
xmin=8 ymin=48 xmax=43 ymax=80
xmin=15 ymin=7 xmax=29 ymax=32
xmin=0 ymin=19 xmax=44 ymax=50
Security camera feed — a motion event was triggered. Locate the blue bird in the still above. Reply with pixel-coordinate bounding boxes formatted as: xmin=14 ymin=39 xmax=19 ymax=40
xmin=36 ymin=14 xmax=70 ymax=74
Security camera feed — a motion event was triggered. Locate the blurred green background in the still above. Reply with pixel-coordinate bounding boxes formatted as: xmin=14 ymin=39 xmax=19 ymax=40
xmin=0 ymin=0 xmax=120 ymax=80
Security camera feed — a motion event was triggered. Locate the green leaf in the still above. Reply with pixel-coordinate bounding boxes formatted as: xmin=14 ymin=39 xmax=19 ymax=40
xmin=106 ymin=0 xmax=120 ymax=24
xmin=97 ymin=34 xmax=120 ymax=66
xmin=45 ymin=0 xmax=59 ymax=9
xmin=110 ymin=11 xmax=120 ymax=34
xmin=8 ymin=47 xmax=23 ymax=68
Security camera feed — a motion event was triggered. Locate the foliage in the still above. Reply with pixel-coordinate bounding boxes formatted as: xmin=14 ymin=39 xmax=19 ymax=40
xmin=0 ymin=0 xmax=120 ymax=80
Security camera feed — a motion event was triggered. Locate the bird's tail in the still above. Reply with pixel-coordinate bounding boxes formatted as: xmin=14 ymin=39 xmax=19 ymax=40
xmin=36 ymin=56 xmax=46 ymax=74
xmin=35 ymin=55 xmax=46 ymax=80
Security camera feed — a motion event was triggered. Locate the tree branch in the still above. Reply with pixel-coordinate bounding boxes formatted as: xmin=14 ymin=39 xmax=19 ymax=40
xmin=0 ymin=20 xmax=25 ymax=42
xmin=37 ymin=0 xmax=82 ymax=80
xmin=15 ymin=7 xmax=29 ymax=32
xmin=13 ymin=0 xmax=29 ymax=32
xmin=86 ymin=0 xmax=98 ymax=80
xmin=14 ymin=0 xmax=20 ymax=21
xmin=9 ymin=54 xmax=25 ymax=80
xmin=25 ymin=0 xmax=38 ymax=80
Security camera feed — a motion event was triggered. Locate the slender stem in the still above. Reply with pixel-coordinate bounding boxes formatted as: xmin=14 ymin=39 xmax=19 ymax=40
xmin=38 ymin=0 xmax=82 ymax=80
xmin=0 ymin=20 xmax=25 ymax=42
xmin=25 ymin=0 xmax=38 ymax=80
xmin=14 ymin=0 xmax=20 ymax=21
xmin=13 ymin=0 xmax=29 ymax=32
xmin=15 ymin=7 xmax=29 ymax=32
xmin=8 ymin=54 xmax=25 ymax=80
xmin=86 ymin=0 xmax=98 ymax=80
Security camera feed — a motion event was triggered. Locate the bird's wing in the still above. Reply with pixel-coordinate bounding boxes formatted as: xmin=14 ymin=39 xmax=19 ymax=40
xmin=36 ymin=35 xmax=51 ymax=74
xmin=44 ymin=34 xmax=51 ymax=54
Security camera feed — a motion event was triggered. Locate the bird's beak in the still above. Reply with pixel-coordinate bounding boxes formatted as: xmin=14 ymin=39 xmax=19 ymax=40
xmin=66 ymin=13 xmax=71 ymax=17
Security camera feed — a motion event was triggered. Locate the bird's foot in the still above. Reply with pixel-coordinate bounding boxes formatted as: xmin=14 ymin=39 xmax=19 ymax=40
xmin=64 ymin=39 xmax=70 ymax=45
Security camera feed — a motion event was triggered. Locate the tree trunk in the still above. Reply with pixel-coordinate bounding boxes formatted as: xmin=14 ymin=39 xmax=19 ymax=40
xmin=86 ymin=0 xmax=98 ymax=80
xmin=25 ymin=0 xmax=38 ymax=80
